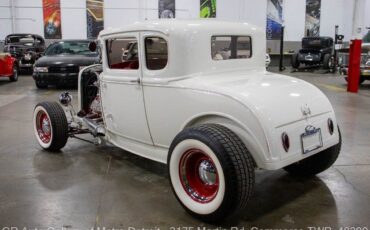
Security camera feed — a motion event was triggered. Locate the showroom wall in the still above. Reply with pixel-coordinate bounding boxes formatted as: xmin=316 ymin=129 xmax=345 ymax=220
xmin=0 ymin=0 xmax=370 ymax=42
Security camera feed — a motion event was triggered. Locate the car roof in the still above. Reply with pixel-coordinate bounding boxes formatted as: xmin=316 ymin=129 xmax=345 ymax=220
xmin=50 ymin=40 xmax=93 ymax=44
xmin=99 ymin=19 xmax=263 ymax=37
xmin=99 ymin=19 xmax=266 ymax=77
xmin=5 ymin=34 xmax=44 ymax=39
xmin=303 ymin=36 xmax=333 ymax=40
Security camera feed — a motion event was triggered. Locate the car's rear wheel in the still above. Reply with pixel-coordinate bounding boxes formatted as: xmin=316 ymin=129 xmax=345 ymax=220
xmin=284 ymin=126 xmax=341 ymax=177
xmin=9 ymin=65 xmax=18 ymax=82
xmin=35 ymin=81 xmax=48 ymax=89
xmin=33 ymin=102 xmax=68 ymax=151
xmin=291 ymin=53 xmax=300 ymax=69
xmin=168 ymin=124 xmax=255 ymax=223
xmin=323 ymin=54 xmax=332 ymax=69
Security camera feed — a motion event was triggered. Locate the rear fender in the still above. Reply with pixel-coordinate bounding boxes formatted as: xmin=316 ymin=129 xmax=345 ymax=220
xmin=182 ymin=114 xmax=269 ymax=169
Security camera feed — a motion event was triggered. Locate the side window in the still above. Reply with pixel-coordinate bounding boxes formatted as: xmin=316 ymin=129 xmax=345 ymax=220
xmin=211 ymin=36 xmax=252 ymax=60
xmin=106 ymin=37 xmax=139 ymax=70
xmin=145 ymin=37 xmax=168 ymax=70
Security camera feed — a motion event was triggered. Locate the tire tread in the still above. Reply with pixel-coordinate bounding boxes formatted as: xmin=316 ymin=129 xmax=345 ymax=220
xmin=168 ymin=123 xmax=255 ymax=222
xmin=35 ymin=102 xmax=68 ymax=151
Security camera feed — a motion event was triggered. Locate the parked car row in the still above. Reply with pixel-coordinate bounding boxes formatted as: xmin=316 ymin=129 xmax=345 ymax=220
xmin=1 ymin=32 xmax=368 ymax=88
xmin=1 ymin=33 xmax=100 ymax=88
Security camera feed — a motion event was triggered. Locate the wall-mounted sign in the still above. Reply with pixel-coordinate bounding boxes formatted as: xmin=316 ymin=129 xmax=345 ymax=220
xmin=266 ymin=0 xmax=284 ymax=40
xmin=200 ymin=0 xmax=216 ymax=18
xmin=42 ymin=0 xmax=62 ymax=39
xmin=305 ymin=0 xmax=321 ymax=37
xmin=86 ymin=0 xmax=104 ymax=39
xmin=159 ymin=0 xmax=175 ymax=18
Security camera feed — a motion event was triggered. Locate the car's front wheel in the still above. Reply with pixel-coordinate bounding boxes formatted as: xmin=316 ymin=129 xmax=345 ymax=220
xmin=284 ymin=126 xmax=341 ymax=177
xmin=323 ymin=54 xmax=332 ymax=69
xmin=35 ymin=81 xmax=48 ymax=89
xmin=168 ymin=124 xmax=255 ymax=223
xmin=9 ymin=64 xmax=18 ymax=82
xmin=33 ymin=102 xmax=68 ymax=151
xmin=291 ymin=53 xmax=300 ymax=69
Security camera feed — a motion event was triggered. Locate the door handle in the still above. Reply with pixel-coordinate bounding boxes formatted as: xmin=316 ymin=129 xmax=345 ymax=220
xmin=129 ymin=78 xmax=141 ymax=84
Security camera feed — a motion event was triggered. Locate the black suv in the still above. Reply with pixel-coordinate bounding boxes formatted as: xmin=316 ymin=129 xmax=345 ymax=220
xmin=3 ymin=34 xmax=45 ymax=72
xmin=292 ymin=36 xmax=334 ymax=69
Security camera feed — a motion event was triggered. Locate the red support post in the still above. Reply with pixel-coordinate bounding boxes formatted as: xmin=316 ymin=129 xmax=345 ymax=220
xmin=347 ymin=39 xmax=362 ymax=93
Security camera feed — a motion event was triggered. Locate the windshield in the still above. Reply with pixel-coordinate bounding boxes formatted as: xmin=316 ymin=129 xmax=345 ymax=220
xmin=44 ymin=41 xmax=98 ymax=56
xmin=6 ymin=35 xmax=35 ymax=46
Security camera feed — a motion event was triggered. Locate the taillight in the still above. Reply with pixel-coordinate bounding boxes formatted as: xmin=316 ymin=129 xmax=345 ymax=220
xmin=328 ymin=118 xmax=334 ymax=135
xmin=281 ymin=132 xmax=290 ymax=152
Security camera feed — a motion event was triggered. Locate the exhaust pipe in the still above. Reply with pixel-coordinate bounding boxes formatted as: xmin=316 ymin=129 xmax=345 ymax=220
xmin=82 ymin=117 xmax=105 ymax=137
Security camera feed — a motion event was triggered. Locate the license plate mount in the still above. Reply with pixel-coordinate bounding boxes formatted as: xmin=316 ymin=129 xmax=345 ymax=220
xmin=301 ymin=126 xmax=323 ymax=154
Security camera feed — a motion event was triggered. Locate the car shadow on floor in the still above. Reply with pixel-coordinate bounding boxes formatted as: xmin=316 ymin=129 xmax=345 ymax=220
xmin=101 ymin=146 xmax=338 ymax=227
xmin=0 ymin=79 xmax=14 ymax=86
xmin=32 ymin=142 xmax=338 ymax=227
xmin=212 ymin=170 xmax=338 ymax=227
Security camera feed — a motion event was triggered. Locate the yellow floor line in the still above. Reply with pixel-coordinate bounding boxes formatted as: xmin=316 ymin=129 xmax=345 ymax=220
xmin=318 ymin=83 xmax=346 ymax=92
xmin=43 ymin=90 xmax=53 ymax=96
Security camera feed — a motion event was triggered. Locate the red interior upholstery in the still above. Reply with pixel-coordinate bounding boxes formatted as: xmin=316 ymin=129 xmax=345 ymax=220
xmin=110 ymin=60 xmax=139 ymax=70
xmin=109 ymin=58 xmax=167 ymax=70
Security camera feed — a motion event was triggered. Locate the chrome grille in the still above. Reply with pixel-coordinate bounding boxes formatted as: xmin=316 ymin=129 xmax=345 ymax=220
xmin=48 ymin=66 xmax=79 ymax=73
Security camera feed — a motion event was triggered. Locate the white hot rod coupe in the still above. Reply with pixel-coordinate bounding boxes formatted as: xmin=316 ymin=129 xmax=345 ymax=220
xmin=33 ymin=20 xmax=341 ymax=222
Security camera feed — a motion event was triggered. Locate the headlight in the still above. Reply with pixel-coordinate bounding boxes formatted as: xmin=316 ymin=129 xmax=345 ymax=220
xmin=34 ymin=67 xmax=48 ymax=73
xmin=24 ymin=53 xmax=32 ymax=61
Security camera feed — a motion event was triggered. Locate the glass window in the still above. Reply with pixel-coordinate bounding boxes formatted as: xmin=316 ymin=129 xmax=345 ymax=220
xmin=44 ymin=41 xmax=98 ymax=56
xmin=145 ymin=37 xmax=168 ymax=70
xmin=211 ymin=36 xmax=252 ymax=60
xmin=106 ymin=37 xmax=139 ymax=70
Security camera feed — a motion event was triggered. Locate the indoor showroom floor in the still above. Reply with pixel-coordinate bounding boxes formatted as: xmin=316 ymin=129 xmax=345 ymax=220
xmin=0 ymin=69 xmax=369 ymax=229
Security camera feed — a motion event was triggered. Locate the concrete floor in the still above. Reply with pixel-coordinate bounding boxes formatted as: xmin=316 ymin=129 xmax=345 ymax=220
xmin=0 ymin=69 xmax=369 ymax=229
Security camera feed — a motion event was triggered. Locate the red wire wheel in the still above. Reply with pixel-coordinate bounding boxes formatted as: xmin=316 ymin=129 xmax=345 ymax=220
xmin=179 ymin=148 xmax=219 ymax=203
xmin=35 ymin=110 xmax=52 ymax=144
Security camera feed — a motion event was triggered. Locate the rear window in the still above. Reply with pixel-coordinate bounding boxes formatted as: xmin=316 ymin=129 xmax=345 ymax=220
xmin=145 ymin=37 xmax=168 ymax=70
xmin=211 ymin=36 xmax=252 ymax=60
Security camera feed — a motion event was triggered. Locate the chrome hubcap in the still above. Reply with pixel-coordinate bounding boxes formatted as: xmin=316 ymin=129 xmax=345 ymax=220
xmin=179 ymin=148 xmax=219 ymax=203
xmin=198 ymin=160 xmax=217 ymax=185
xmin=36 ymin=110 xmax=52 ymax=144
xmin=42 ymin=118 xmax=50 ymax=134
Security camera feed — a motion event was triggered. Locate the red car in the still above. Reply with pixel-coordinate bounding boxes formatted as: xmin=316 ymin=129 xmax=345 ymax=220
xmin=0 ymin=53 xmax=18 ymax=82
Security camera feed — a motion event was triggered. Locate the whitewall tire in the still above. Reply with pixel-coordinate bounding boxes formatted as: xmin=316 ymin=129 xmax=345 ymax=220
xmin=168 ymin=124 xmax=255 ymax=223
xmin=170 ymin=139 xmax=226 ymax=215
xmin=33 ymin=102 xmax=68 ymax=151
